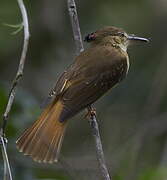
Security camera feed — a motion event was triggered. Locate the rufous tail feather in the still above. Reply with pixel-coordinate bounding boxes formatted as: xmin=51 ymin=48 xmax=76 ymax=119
xmin=16 ymin=100 xmax=67 ymax=163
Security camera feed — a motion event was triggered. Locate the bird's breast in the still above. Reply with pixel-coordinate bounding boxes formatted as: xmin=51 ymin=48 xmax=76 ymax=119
xmin=97 ymin=57 xmax=129 ymax=91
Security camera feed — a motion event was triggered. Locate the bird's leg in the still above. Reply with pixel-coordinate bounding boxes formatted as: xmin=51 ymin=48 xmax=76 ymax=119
xmin=85 ymin=107 xmax=96 ymax=119
xmin=89 ymin=107 xmax=97 ymax=117
xmin=85 ymin=106 xmax=97 ymax=126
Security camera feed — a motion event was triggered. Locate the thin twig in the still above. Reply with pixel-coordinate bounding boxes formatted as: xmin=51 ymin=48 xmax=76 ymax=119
xmin=1 ymin=0 xmax=30 ymax=134
xmin=0 ymin=0 xmax=30 ymax=179
xmin=67 ymin=1 xmax=111 ymax=179
xmin=67 ymin=0 xmax=84 ymax=55
xmin=88 ymin=107 xmax=111 ymax=180
xmin=1 ymin=137 xmax=12 ymax=180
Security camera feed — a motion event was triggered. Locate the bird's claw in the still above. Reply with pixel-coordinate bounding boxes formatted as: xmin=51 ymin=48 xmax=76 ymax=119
xmin=85 ymin=107 xmax=97 ymax=119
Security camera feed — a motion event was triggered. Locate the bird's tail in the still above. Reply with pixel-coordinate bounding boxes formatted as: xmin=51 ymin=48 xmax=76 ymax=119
xmin=16 ymin=100 xmax=67 ymax=163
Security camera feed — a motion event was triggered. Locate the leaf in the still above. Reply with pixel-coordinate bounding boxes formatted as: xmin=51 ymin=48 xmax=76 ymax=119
xmin=2 ymin=22 xmax=23 ymax=35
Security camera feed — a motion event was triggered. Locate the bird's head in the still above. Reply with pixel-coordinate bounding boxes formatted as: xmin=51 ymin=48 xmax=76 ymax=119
xmin=84 ymin=26 xmax=149 ymax=51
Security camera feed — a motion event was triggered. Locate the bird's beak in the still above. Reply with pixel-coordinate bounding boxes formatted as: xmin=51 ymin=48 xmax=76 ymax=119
xmin=127 ymin=35 xmax=149 ymax=43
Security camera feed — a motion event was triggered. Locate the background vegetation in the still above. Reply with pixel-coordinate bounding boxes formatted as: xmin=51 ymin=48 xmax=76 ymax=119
xmin=1 ymin=0 xmax=167 ymax=179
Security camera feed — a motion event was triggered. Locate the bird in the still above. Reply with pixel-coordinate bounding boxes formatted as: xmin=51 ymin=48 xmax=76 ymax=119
xmin=16 ymin=26 xmax=149 ymax=163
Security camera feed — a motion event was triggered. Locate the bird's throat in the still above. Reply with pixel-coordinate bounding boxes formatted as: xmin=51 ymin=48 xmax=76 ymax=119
xmin=118 ymin=43 xmax=127 ymax=52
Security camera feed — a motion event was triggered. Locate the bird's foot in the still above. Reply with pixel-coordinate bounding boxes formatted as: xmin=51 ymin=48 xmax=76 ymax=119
xmin=85 ymin=107 xmax=97 ymax=119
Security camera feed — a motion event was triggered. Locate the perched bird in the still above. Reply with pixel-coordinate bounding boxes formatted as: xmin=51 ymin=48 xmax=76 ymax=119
xmin=16 ymin=26 xmax=149 ymax=163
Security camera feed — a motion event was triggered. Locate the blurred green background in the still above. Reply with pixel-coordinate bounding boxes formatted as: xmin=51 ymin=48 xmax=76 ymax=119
xmin=1 ymin=0 xmax=167 ymax=179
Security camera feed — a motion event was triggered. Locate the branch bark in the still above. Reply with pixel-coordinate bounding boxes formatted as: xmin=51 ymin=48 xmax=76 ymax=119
xmin=0 ymin=0 xmax=30 ymax=179
xmin=67 ymin=1 xmax=111 ymax=179
xmin=67 ymin=0 xmax=84 ymax=55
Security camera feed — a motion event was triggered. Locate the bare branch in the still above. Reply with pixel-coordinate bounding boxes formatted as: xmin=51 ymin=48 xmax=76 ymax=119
xmin=67 ymin=1 xmax=111 ymax=179
xmin=1 ymin=137 xmax=12 ymax=180
xmin=88 ymin=107 xmax=111 ymax=180
xmin=67 ymin=0 xmax=84 ymax=55
xmin=0 ymin=0 xmax=30 ymax=179
xmin=1 ymin=0 xmax=30 ymax=134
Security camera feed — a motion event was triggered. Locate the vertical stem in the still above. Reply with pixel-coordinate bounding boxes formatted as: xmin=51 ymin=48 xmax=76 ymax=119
xmin=1 ymin=0 xmax=30 ymax=134
xmin=88 ymin=106 xmax=111 ymax=180
xmin=0 ymin=0 xmax=30 ymax=179
xmin=1 ymin=137 xmax=12 ymax=180
xmin=67 ymin=1 xmax=111 ymax=179
xmin=67 ymin=0 xmax=84 ymax=55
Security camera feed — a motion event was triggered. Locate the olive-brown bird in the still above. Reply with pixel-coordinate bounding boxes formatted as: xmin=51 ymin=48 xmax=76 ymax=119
xmin=16 ymin=26 xmax=149 ymax=163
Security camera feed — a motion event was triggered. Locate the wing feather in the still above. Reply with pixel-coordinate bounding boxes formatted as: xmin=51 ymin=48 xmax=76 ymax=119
xmin=42 ymin=46 xmax=128 ymax=121
xmin=55 ymin=46 xmax=128 ymax=121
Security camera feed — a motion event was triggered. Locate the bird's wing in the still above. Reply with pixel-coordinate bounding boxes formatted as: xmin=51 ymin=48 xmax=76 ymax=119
xmin=40 ymin=70 xmax=74 ymax=109
xmin=41 ymin=46 xmax=105 ymax=108
xmin=52 ymin=46 xmax=128 ymax=122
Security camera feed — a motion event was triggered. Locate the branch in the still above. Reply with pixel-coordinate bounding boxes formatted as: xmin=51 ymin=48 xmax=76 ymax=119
xmin=67 ymin=1 xmax=111 ymax=179
xmin=1 ymin=137 xmax=12 ymax=180
xmin=0 ymin=0 xmax=30 ymax=179
xmin=1 ymin=0 xmax=30 ymax=134
xmin=88 ymin=107 xmax=111 ymax=180
xmin=67 ymin=0 xmax=84 ymax=55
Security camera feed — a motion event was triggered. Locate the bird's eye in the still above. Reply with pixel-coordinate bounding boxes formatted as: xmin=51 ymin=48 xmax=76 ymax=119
xmin=84 ymin=33 xmax=96 ymax=42
xmin=118 ymin=32 xmax=125 ymax=37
